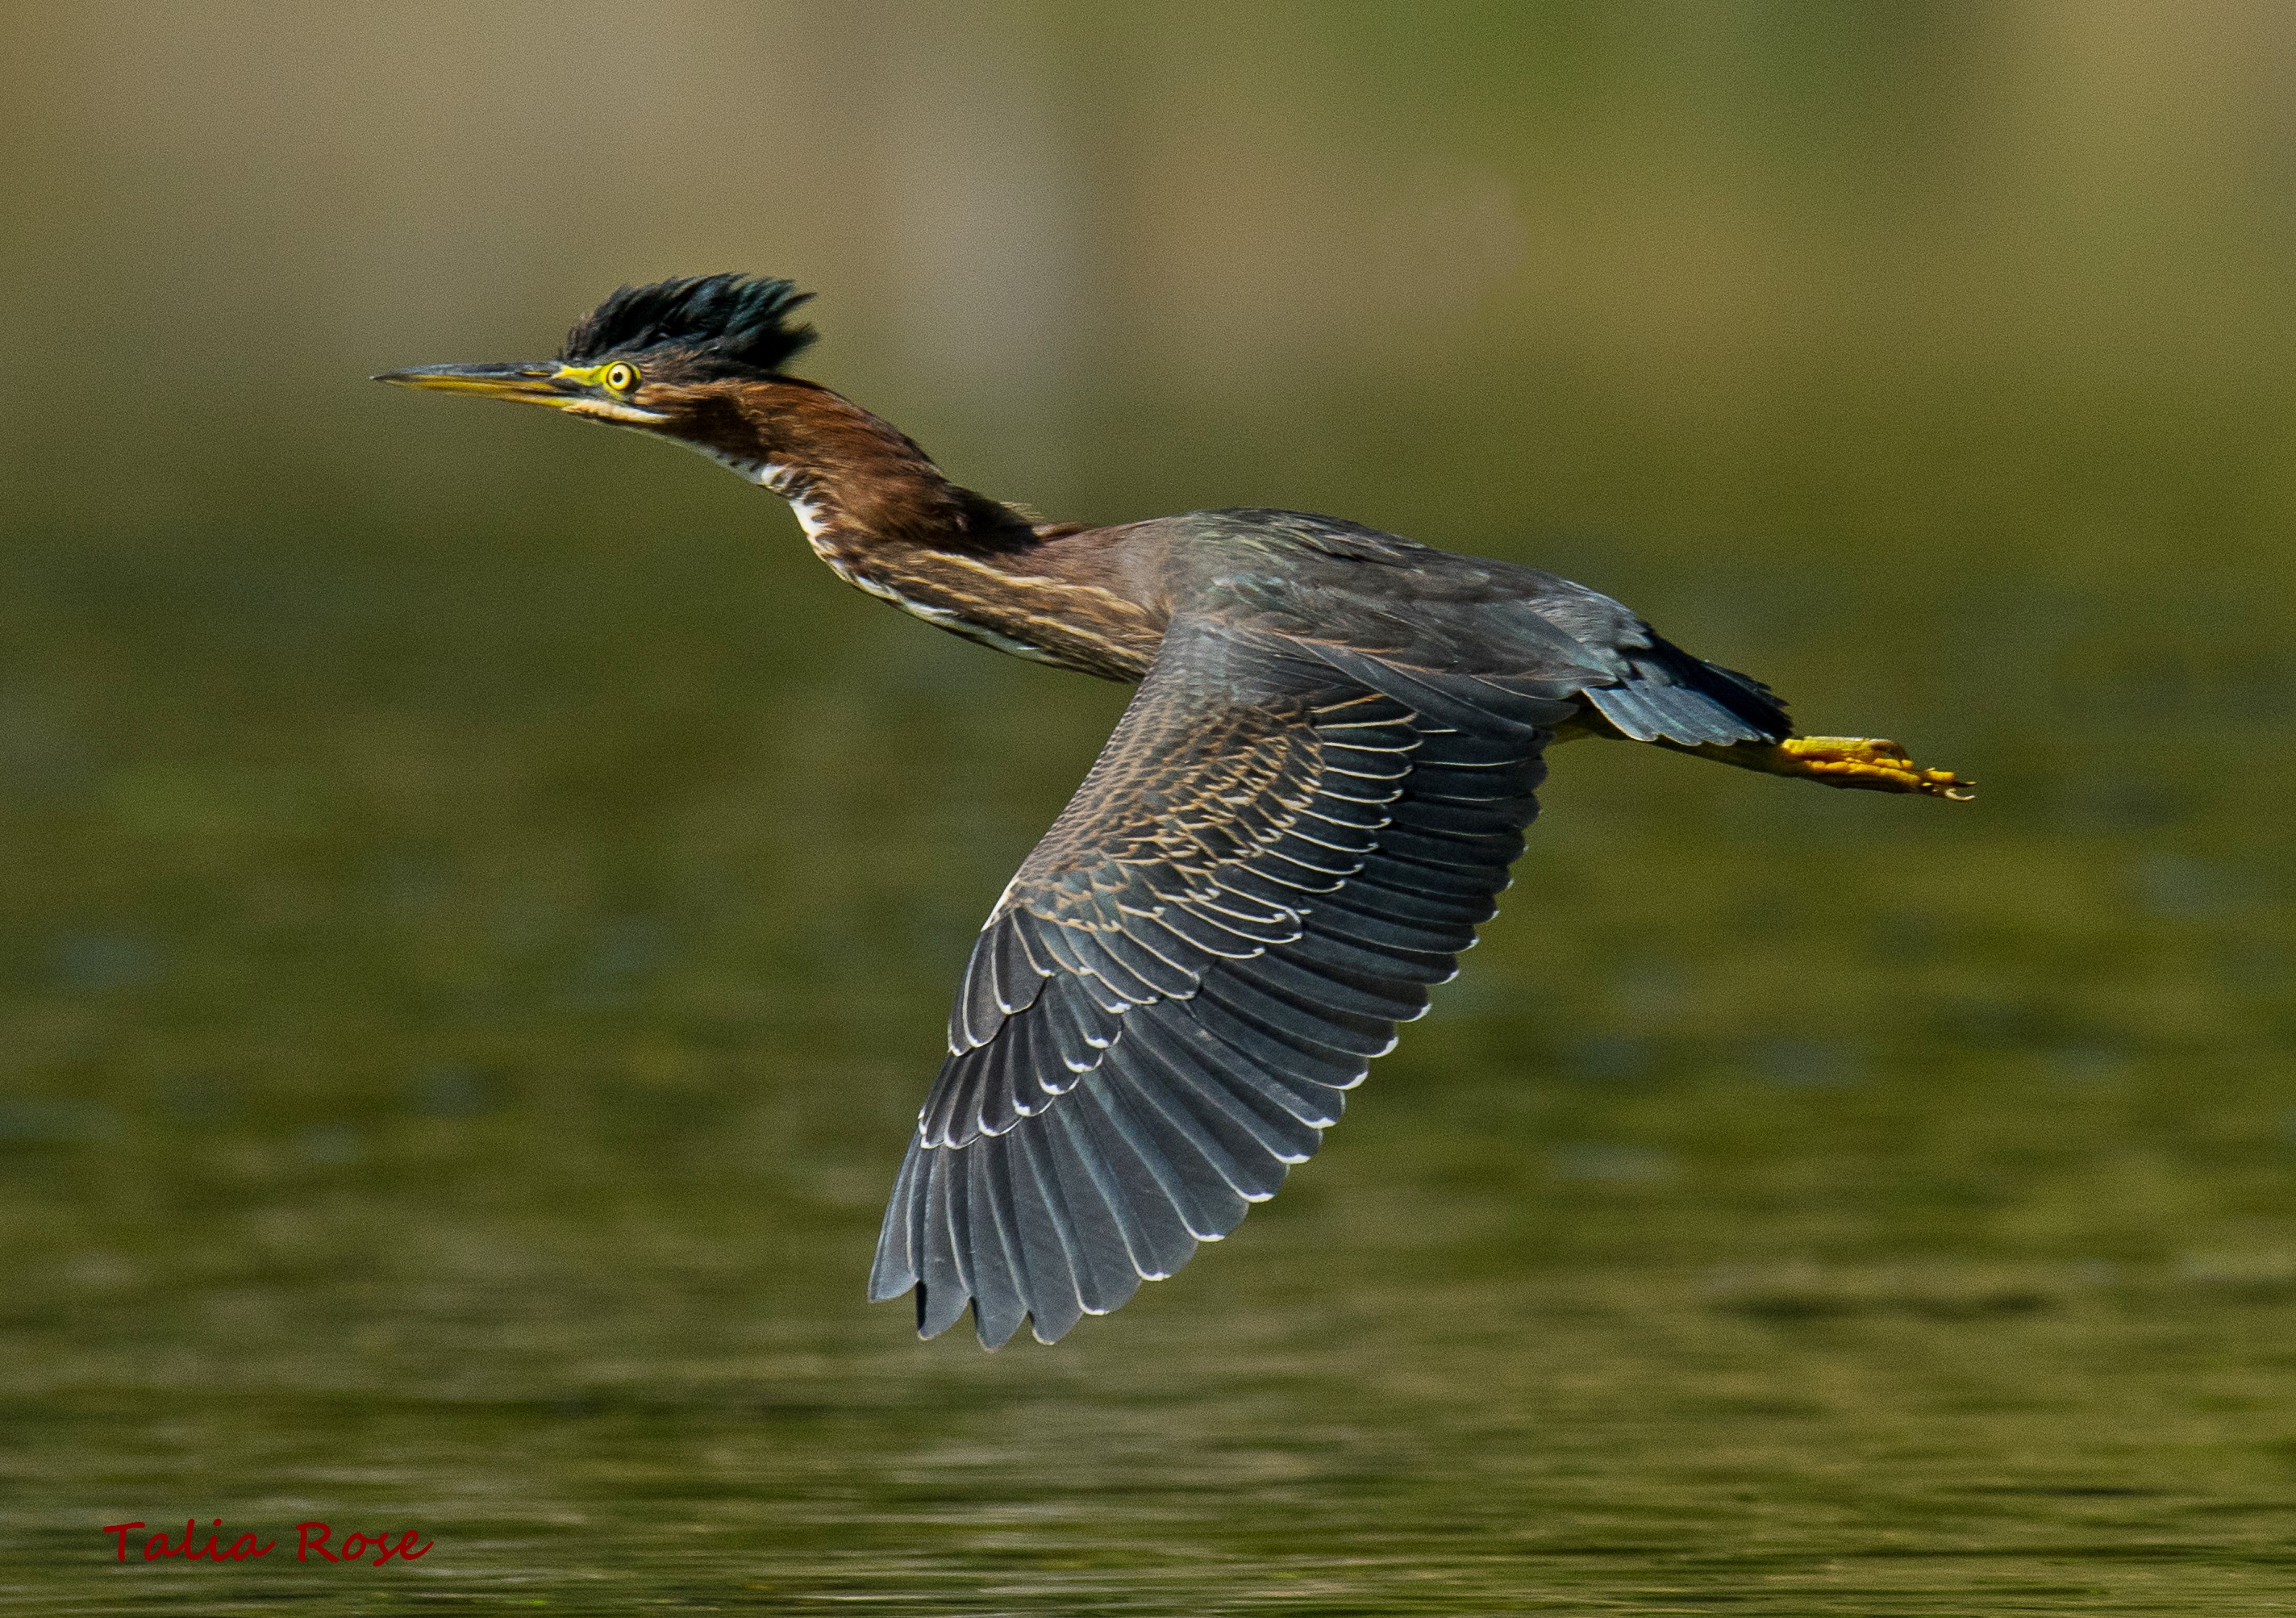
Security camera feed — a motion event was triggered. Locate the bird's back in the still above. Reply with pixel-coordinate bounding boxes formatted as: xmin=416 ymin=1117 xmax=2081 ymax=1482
xmin=1095 ymin=508 xmax=1793 ymax=747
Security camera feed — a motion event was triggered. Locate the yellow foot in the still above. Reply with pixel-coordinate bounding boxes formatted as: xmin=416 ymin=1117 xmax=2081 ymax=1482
xmin=1772 ymin=736 xmax=1975 ymax=800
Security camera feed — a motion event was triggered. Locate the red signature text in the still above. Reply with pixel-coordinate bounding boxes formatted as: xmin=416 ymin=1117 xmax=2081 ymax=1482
xmin=102 ymin=1520 xmax=433 ymax=1566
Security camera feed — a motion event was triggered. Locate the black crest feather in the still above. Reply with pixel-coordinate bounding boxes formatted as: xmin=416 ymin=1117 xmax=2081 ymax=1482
xmin=560 ymin=274 xmax=818 ymax=376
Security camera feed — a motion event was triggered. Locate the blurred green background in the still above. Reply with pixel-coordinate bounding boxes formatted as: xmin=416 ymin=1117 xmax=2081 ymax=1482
xmin=6 ymin=2 xmax=2296 ymax=1612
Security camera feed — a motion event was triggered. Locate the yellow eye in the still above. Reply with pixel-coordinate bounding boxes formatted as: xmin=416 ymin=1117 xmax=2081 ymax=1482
xmin=603 ymin=362 xmax=638 ymax=392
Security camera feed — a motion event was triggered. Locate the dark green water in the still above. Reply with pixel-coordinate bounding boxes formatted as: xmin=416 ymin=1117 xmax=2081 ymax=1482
xmin=10 ymin=5 xmax=2296 ymax=1611
xmin=7 ymin=487 xmax=2296 ymax=1615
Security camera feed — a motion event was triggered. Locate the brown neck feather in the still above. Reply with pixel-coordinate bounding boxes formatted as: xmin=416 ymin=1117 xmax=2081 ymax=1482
xmin=658 ymin=376 xmax=1165 ymax=682
xmin=672 ymin=378 xmax=1031 ymax=551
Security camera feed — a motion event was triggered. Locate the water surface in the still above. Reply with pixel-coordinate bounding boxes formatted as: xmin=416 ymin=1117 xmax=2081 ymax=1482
xmin=7 ymin=5 xmax=2296 ymax=1611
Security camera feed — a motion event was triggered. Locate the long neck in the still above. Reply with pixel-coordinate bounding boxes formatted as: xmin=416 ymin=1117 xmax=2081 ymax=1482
xmin=674 ymin=378 xmax=1163 ymax=680
xmin=681 ymin=378 xmax=1024 ymax=550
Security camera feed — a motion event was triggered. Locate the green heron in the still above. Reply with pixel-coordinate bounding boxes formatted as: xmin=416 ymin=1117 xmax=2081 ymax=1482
xmin=381 ymin=274 xmax=1970 ymax=1349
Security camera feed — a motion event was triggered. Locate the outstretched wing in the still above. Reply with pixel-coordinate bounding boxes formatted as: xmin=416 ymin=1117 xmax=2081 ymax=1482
xmin=869 ymin=617 xmax=1573 ymax=1346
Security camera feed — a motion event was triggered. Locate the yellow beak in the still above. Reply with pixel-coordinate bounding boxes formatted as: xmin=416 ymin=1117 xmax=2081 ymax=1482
xmin=372 ymin=361 xmax=590 ymax=408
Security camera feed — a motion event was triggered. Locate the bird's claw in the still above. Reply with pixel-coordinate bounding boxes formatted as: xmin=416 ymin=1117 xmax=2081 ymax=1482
xmin=1770 ymin=736 xmax=1974 ymax=800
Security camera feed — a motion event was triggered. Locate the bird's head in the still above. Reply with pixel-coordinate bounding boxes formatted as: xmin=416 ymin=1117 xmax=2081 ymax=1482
xmin=375 ymin=273 xmax=819 ymax=440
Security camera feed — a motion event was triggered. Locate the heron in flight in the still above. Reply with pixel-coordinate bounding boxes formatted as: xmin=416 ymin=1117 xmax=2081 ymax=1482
xmin=381 ymin=275 xmax=1969 ymax=1348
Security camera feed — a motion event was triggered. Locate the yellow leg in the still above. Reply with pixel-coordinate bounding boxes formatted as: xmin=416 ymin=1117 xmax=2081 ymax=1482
xmin=1756 ymin=736 xmax=1974 ymax=800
